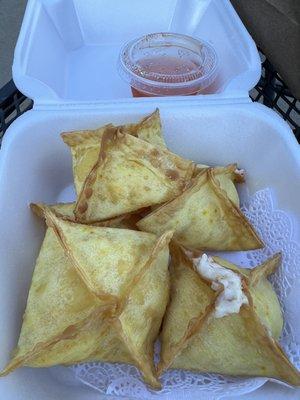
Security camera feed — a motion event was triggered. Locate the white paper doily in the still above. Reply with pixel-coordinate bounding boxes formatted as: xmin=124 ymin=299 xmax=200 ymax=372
xmin=67 ymin=188 xmax=300 ymax=399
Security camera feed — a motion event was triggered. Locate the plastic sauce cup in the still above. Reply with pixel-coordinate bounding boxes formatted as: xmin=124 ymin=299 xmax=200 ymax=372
xmin=118 ymin=32 xmax=218 ymax=97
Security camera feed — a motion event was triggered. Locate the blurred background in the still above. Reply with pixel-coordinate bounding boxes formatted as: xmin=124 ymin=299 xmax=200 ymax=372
xmin=0 ymin=0 xmax=27 ymax=87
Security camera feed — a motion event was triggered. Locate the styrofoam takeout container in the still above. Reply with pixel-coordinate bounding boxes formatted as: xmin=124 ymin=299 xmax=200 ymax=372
xmin=0 ymin=0 xmax=299 ymax=399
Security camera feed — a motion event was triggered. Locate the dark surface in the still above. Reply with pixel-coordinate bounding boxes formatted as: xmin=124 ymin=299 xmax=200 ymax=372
xmin=0 ymin=0 xmax=27 ymax=87
xmin=0 ymin=54 xmax=299 ymax=145
xmin=231 ymin=0 xmax=300 ymax=99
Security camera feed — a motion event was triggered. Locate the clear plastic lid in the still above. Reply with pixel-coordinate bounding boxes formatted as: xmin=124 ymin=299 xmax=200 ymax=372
xmin=118 ymin=32 xmax=219 ymax=96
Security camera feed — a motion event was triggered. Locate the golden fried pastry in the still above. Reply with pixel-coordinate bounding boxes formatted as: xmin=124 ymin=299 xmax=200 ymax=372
xmin=74 ymin=128 xmax=195 ymax=222
xmin=36 ymin=211 xmax=172 ymax=388
xmin=62 ymin=109 xmax=166 ymax=194
xmin=34 ymin=224 xmax=170 ymax=388
xmin=158 ymin=246 xmax=300 ymax=386
xmin=30 ymin=231 xmax=170 ymax=388
xmin=1 ymin=210 xmax=172 ymax=388
xmin=137 ymin=168 xmax=262 ymax=251
xmin=29 ymin=227 xmax=171 ymax=389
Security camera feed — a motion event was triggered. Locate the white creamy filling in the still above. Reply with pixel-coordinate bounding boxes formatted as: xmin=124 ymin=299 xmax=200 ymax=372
xmin=194 ymin=254 xmax=248 ymax=318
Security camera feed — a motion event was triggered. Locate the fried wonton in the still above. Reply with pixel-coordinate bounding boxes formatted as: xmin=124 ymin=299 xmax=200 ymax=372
xmin=42 ymin=211 xmax=172 ymax=388
xmin=137 ymin=168 xmax=263 ymax=251
xmin=0 ymin=227 xmax=109 ymax=376
xmin=74 ymin=129 xmax=195 ymax=222
xmin=158 ymin=246 xmax=300 ymax=386
xmin=29 ymin=227 xmax=171 ymax=389
xmin=62 ymin=109 xmax=166 ymax=194
xmin=1 ymin=210 xmax=172 ymax=388
xmin=38 ymin=224 xmax=170 ymax=388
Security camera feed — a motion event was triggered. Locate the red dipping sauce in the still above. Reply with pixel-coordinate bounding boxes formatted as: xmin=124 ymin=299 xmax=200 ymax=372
xmin=118 ymin=33 xmax=218 ymax=97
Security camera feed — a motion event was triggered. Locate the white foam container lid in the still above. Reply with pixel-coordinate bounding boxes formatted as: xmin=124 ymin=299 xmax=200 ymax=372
xmin=0 ymin=0 xmax=299 ymax=399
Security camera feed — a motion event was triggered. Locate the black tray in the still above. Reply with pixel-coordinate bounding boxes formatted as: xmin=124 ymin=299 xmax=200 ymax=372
xmin=0 ymin=53 xmax=299 ymax=145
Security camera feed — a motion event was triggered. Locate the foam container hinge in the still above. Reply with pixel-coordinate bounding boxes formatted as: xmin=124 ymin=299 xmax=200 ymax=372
xmin=0 ymin=1 xmax=299 ymax=400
